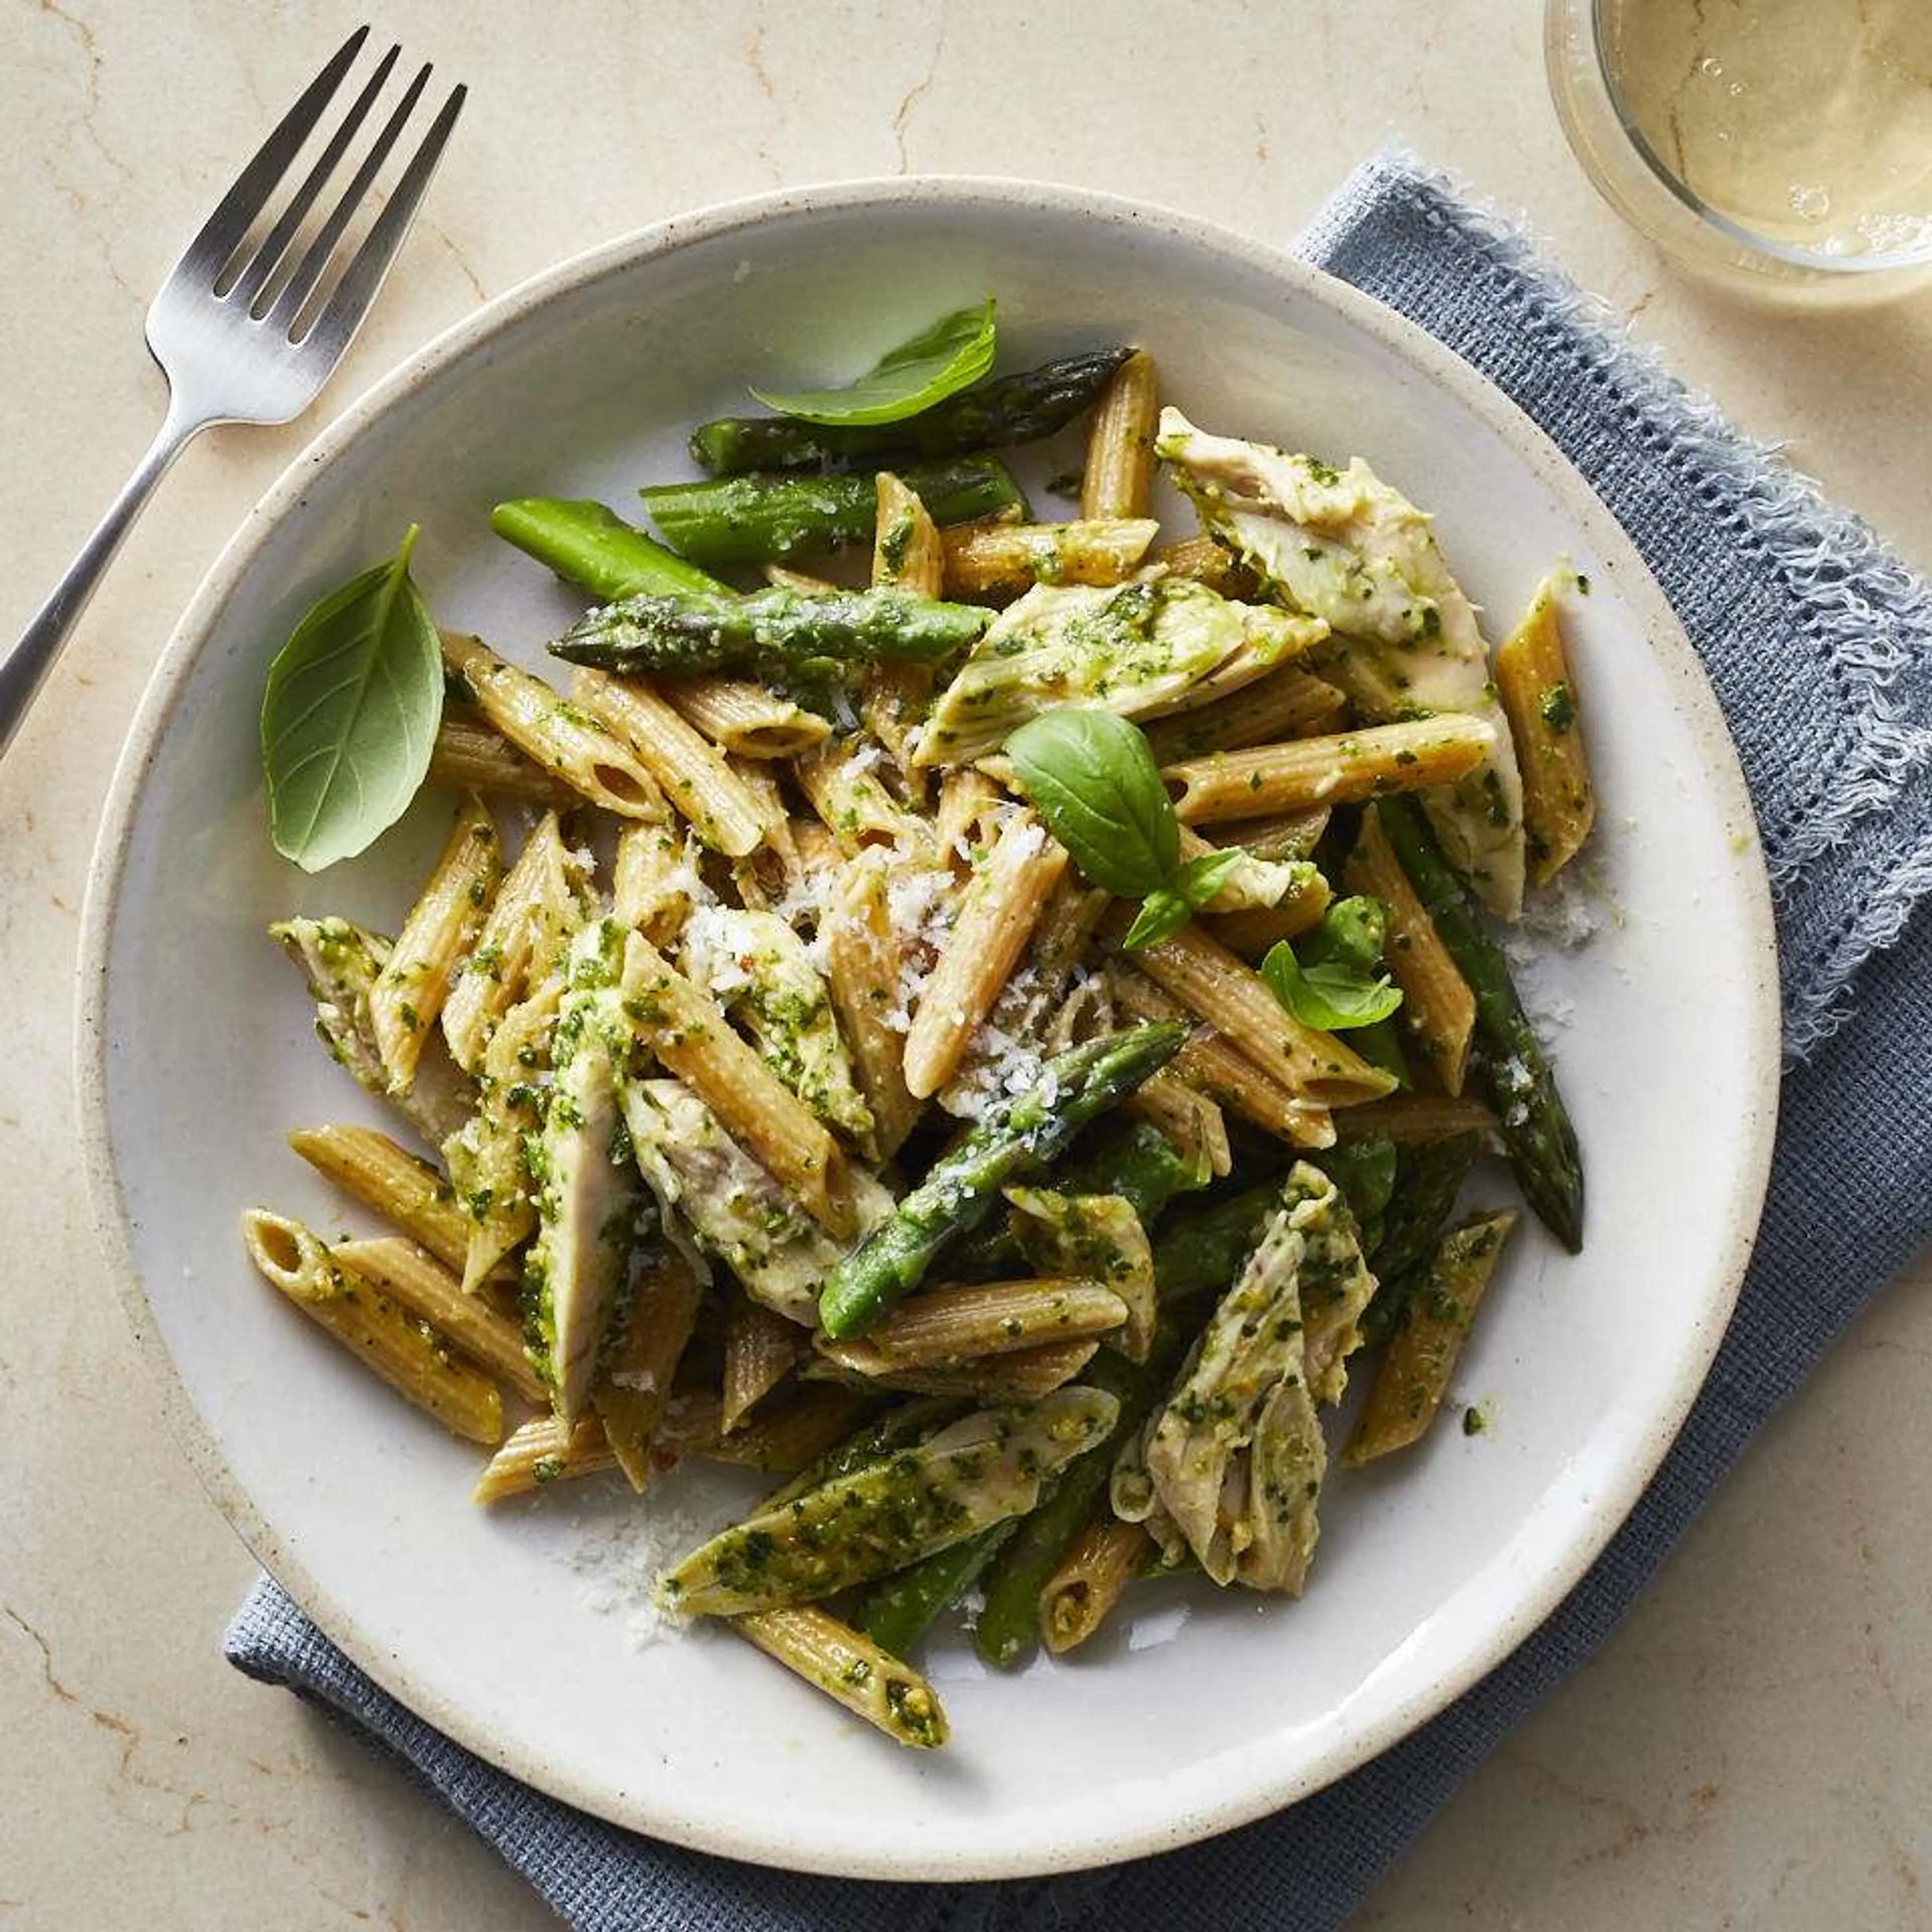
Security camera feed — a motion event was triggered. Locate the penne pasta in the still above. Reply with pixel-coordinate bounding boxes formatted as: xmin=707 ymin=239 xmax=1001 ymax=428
xmin=795 ymin=737 xmax=929 ymax=855
xmin=593 ymin=1247 xmax=704 ymax=1491
xmin=1495 ymin=578 xmax=1596 ymax=887
xmin=1122 ymin=1072 xmax=1232 ymax=1178
xmin=429 ymin=712 xmax=578 ymax=807
xmin=1103 ymin=908 xmax=1395 ymax=1108
xmin=568 ymin=667 xmax=773 ymax=858
xmin=369 ymin=793 xmax=501 ymax=1095
xmin=1346 ymin=806 xmax=1478 ymax=1094
xmin=1143 ymin=664 xmax=1349 ymax=765
xmin=1107 ymin=963 xmax=1337 ymax=1148
xmin=440 ymin=630 xmax=667 ymax=820
xmin=1081 ymin=348 xmax=1159 ymax=521
xmin=473 ymin=1411 xmax=613 ymax=1502
xmin=941 ymin=517 xmax=1160 ymax=602
xmin=441 ymin=812 xmax=586 ymax=1074
xmin=1164 ymin=714 xmax=1496 ymax=826
xmin=612 ymin=820 xmax=707 ymax=947
xmin=676 ymin=1382 xmax=875 ymax=1472
xmin=864 ymin=473 xmax=945 ymax=781
xmin=1211 ymin=807 xmax=1332 ymax=864
xmin=733 ymin=1606 xmax=948 ymax=1749
xmin=802 ymin=1337 xmax=1100 ymax=1403
xmin=723 ymin=1295 xmax=812 ymax=1433
xmin=815 ymin=1277 xmax=1129 ymax=1374
xmin=661 ymin=676 xmax=832 ymax=759
xmin=286 ymin=1123 xmax=477 ymax=1278
xmin=243 ymin=1211 xmax=503 ymax=1444
xmin=333 ymin=1234 xmax=547 ymax=1404
xmin=1040 ymin=1513 xmax=1152 ymax=1654
xmin=903 ymin=810 xmax=1070 ymax=1100
xmin=1153 ymin=531 xmax=1255 ymax=598
xmin=620 ymin=933 xmax=851 ymax=1237
xmin=821 ymin=850 xmax=925 ymax=1160
xmin=1344 ymin=1211 xmax=1518 ymax=1466
xmin=1205 ymin=887 xmax=1334 ymax=961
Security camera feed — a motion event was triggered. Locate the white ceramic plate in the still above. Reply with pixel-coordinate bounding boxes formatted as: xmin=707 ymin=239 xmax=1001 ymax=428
xmin=79 ymin=179 xmax=1778 ymax=1881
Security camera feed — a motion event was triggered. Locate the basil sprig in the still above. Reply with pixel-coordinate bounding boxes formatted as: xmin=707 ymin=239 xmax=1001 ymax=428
xmin=260 ymin=526 xmax=444 ymax=872
xmin=1261 ymin=896 xmax=1406 ymax=1030
xmin=751 ymin=299 xmax=997 ymax=427
xmin=1003 ymin=707 xmax=1234 ymax=950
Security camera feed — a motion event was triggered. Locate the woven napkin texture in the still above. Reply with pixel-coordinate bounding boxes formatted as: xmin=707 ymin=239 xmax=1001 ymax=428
xmin=226 ymin=151 xmax=1932 ymax=1931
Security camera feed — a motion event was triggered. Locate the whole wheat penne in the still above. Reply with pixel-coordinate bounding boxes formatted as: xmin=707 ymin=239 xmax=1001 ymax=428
xmin=932 ymin=766 xmax=1004 ymax=867
xmin=803 ymin=1338 xmax=1099 ymax=1403
xmin=1154 ymin=532 xmax=1254 ymax=597
xmin=1143 ymin=665 xmax=1349 ymax=765
xmin=569 ymin=668 xmax=771 ymax=858
xmin=440 ymin=630 xmax=666 ymax=820
xmin=942 ymin=517 xmax=1160 ymax=602
xmin=1107 ymin=963 xmax=1337 ymax=1148
xmin=620 ymin=932 xmax=851 ymax=1237
xmin=1343 ymin=1211 xmax=1518 ymax=1466
xmin=1346 ymin=806 xmax=1478 ymax=1094
xmin=1332 ymin=1092 xmax=1499 ymax=1145
xmin=333 ymin=1235 xmax=547 ymax=1405
xmin=733 ymin=1606 xmax=948 ymax=1748
xmin=818 ymin=1278 xmax=1129 ymax=1374
xmin=1165 ymin=715 xmax=1496 ymax=826
xmin=1122 ymin=1073 xmax=1232 ymax=1178
xmin=429 ymin=714 xmax=578 ymax=806
xmin=1081 ymin=349 xmax=1159 ymax=521
xmin=795 ymin=738 xmax=928 ymax=855
xmin=662 ymin=676 xmax=832 ymax=758
xmin=822 ymin=851 xmax=924 ymax=1160
xmin=612 ymin=821 xmax=707 ymax=947
xmin=1040 ymin=1513 xmax=1152 ymax=1653
xmin=670 ymin=1382 xmax=874 ymax=1472
xmin=286 ymin=1124 xmax=474 ymax=1275
xmin=369 ymin=793 xmax=501 ymax=1094
xmin=1103 ymin=908 xmax=1395 ymax=1108
xmin=723 ymin=1296 xmax=812 ymax=1433
xmin=1205 ymin=889 xmax=1334 ymax=960
xmin=1495 ymin=579 xmax=1595 ymax=887
xmin=1212 ymin=807 xmax=1332 ymax=863
xmin=473 ymin=1411 xmax=613 ymax=1502
xmin=763 ymin=564 xmax=843 ymax=593
xmin=243 ymin=1212 xmax=503 ymax=1445
xmin=862 ymin=473 xmax=945 ymax=781
xmin=593 ymin=1247 xmax=704 ymax=1491
xmin=903 ymin=811 xmax=1070 ymax=1099
xmin=441 ymin=813 xmax=585 ymax=1073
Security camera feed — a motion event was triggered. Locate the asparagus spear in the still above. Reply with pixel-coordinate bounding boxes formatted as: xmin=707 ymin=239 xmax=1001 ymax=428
xmin=658 ymin=1387 xmax=1119 ymax=1616
xmin=688 ymin=349 xmax=1135 ymax=475
xmin=1150 ymin=1184 xmax=1278 ymax=1303
xmin=851 ymin=1519 xmax=1021 ymax=1657
xmin=490 ymin=498 xmax=729 ymax=602
xmin=816 ymin=1024 xmax=1187 ymax=1339
xmin=1355 ymin=1133 xmax=1479 ymax=1348
xmin=639 ymin=455 xmax=1030 ymax=567
xmin=550 ymin=585 xmax=990 ymax=681
xmin=1373 ymin=798 xmax=1584 ymax=1251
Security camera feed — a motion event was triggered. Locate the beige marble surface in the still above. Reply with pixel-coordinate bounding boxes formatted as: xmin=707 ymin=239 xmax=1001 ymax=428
xmin=3 ymin=3 xmax=1927 ymax=1925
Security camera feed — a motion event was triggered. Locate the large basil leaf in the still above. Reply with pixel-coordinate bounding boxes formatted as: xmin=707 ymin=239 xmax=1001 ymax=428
xmin=260 ymin=526 xmax=444 ymax=872
xmin=750 ymin=300 xmax=997 ymax=427
xmin=1004 ymin=707 xmax=1177 ymax=899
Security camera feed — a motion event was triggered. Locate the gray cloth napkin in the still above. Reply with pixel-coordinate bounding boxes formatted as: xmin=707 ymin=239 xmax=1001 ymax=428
xmin=226 ymin=152 xmax=1932 ymax=1930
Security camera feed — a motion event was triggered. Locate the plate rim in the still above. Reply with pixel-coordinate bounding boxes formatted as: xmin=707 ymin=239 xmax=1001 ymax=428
xmin=75 ymin=171 xmax=1782 ymax=1880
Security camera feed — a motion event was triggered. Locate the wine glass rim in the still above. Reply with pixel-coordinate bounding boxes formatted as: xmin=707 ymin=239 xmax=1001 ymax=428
xmin=1585 ymin=0 xmax=1932 ymax=275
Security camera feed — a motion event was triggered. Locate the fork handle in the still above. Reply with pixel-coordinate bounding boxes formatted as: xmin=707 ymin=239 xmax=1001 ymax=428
xmin=0 ymin=403 xmax=203 ymax=759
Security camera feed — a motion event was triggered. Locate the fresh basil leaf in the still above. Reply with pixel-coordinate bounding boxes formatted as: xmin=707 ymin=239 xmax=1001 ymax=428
xmin=1004 ymin=708 xmax=1178 ymax=898
xmin=1261 ymin=941 xmax=1405 ymax=1031
xmin=1173 ymin=848 xmax=1245 ymax=910
xmin=750 ymin=299 xmax=998 ymax=427
xmin=1121 ymin=886 xmax=1194 ymax=951
xmin=260 ymin=526 xmax=444 ymax=873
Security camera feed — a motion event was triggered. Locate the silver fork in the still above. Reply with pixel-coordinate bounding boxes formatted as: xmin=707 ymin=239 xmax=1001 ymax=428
xmin=0 ymin=26 xmax=464 ymax=757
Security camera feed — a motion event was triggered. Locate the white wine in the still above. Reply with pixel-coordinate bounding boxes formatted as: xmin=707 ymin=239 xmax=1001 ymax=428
xmin=1602 ymin=0 xmax=1932 ymax=261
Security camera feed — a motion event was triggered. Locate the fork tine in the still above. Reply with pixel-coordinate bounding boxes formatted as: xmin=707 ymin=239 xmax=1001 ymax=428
xmin=227 ymin=43 xmax=401 ymax=313
xmin=172 ymin=26 xmax=371 ymax=288
xmin=268 ymin=61 xmax=433 ymax=332
xmin=298 ymin=83 xmax=467 ymax=358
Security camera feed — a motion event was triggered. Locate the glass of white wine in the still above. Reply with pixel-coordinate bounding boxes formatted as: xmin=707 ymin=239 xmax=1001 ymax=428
xmin=1548 ymin=0 xmax=1932 ymax=298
